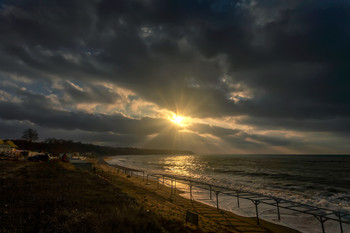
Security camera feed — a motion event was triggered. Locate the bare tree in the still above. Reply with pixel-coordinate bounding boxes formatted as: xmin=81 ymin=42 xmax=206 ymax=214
xmin=22 ymin=128 xmax=39 ymax=142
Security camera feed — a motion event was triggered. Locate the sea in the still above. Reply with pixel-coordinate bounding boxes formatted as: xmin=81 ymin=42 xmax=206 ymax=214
xmin=107 ymin=154 xmax=350 ymax=233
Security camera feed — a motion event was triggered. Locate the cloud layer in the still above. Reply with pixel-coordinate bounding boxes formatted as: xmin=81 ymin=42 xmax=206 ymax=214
xmin=0 ymin=0 xmax=350 ymax=153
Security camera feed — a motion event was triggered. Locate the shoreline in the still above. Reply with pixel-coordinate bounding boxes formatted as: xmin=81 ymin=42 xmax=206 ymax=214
xmin=97 ymin=157 xmax=300 ymax=233
xmin=103 ymin=154 xmax=350 ymax=233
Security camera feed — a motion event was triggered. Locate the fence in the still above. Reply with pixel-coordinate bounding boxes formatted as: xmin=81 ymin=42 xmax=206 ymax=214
xmin=97 ymin=160 xmax=350 ymax=233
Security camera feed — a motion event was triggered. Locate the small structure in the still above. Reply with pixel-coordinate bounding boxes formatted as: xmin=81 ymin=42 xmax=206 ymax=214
xmin=0 ymin=140 xmax=18 ymax=157
xmin=0 ymin=144 xmax=12 ymax=154
xmin=4 ymin=140 xmax=18 ymax=149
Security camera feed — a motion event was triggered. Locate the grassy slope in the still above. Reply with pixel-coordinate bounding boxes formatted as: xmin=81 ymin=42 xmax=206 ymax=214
xmin=0 ymin=160 xmax=185 ymax=233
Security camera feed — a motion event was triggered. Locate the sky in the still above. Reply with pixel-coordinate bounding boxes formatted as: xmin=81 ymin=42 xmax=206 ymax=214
xmin=0 ymin=0 xmax=350 ymax=154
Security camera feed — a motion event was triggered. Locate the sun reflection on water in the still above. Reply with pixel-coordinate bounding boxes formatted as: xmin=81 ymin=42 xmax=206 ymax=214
xmin=159 ymin=155 xmax=207 ymax=178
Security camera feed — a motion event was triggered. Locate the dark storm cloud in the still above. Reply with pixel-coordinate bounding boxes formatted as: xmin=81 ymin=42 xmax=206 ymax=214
xmin=1 ymin=0 xmax=350 ymax=151
xmin=188 ymin=123 xmax=293 ymax=148
xmin=189 ymin=123 xmax=240 ymax=136
xmin=1 ymin=0 xmax=348 ymax=119
xmin=183 ymin=1 xmax=350 ymax=119
xmin=0 ymin=100 xmax=169 ymax=135
xmin=60 ymin=81 xmax=121 ymax=104
xmin=237 ymin=116 xmax=350 ymax=136
xmin=0 ymin=75 xmax=120 ymax=107
xmin=0 ymin=119 xmax=30 ymax=139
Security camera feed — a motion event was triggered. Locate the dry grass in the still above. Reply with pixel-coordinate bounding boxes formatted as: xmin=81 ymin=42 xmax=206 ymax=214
xmin=0 ymin=160 xmax=174 ymax=233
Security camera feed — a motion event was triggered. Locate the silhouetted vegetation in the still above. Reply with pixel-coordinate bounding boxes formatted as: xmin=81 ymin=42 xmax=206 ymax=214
xmin=12 ymin=139 xmax=194 ymax=156
xmin=21 ymin=128 xmax=39 ymax=142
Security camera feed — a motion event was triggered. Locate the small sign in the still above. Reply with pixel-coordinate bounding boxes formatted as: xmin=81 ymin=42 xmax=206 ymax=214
xmin=186 ymin=210 xmax=198 ymax=227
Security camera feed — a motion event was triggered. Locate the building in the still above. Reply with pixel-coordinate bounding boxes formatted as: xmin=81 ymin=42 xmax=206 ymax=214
xmin=0 ymin=140 xmax=18 ymax=157
xmin=0 ymin=144 xmax=13 ymax=154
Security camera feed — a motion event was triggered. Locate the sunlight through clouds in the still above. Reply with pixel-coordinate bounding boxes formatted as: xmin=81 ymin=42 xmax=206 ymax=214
xmin=0 ymin=0 xmax=350 ymax=153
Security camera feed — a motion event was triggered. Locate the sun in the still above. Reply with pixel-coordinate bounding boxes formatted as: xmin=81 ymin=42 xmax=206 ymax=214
xmin=173 ymin=115 xmax=183 ymax=124
xmin=170 ymin=114 xmax=186 ymax=127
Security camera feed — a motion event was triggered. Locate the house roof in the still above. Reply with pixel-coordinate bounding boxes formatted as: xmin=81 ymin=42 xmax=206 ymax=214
xmin=4 ymin=140 xmax=18 ymax=148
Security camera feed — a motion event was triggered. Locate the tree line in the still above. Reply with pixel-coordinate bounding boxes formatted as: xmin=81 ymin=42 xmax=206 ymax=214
xmin=16 ymin=128 xmax=194 ymax=156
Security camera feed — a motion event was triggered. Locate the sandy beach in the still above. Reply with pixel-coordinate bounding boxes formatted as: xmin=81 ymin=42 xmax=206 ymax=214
xmin=96 ymin=159 xmax=300 ymax=233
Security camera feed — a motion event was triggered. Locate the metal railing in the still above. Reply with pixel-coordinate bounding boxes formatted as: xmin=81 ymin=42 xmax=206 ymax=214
xmin=98 ymin=160 xmax=350 ymax=233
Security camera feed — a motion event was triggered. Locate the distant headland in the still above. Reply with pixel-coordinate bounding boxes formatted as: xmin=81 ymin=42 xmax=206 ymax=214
xmin=9 ymin=139 xmax=195 ymax=157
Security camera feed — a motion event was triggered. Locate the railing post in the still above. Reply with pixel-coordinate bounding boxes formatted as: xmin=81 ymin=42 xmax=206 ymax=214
xmin=314 ymin=215 xmax=327 ymax=233
xmin=236 ymin=191 xmax=240 ymax=208
xmin=209 ymin=185 xmax=212 ymax=199
xmin=274 ymin=198 xmax=281 ymax=220
xmin=320 ymin=217 xmax=325 ymax=233
xmin=252 ymin=200 xmax=261 ymax=225
xmin=215 ymin=191 xmax=220 ymax=210
xmin=157 ymin=177 xmax=159 ymax=189
xmin=142 ymin=171 xmax=144 ymax=181
xmin=337 ymin=212 xmax=344 ymax=233
xmin=189 ymin=183 xmax=193 ymax=199
xmin=171 ymin=179 xmax=173 ymax=195
xmin=174 ymin=179 xmax=176 ymax=195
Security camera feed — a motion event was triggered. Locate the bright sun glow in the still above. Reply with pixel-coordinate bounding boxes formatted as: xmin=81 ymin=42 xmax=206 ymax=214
xmin=173 ymin=115 xmax=183 ymax=124
xmin=170 ymin=114 xmax=186 ymax=127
